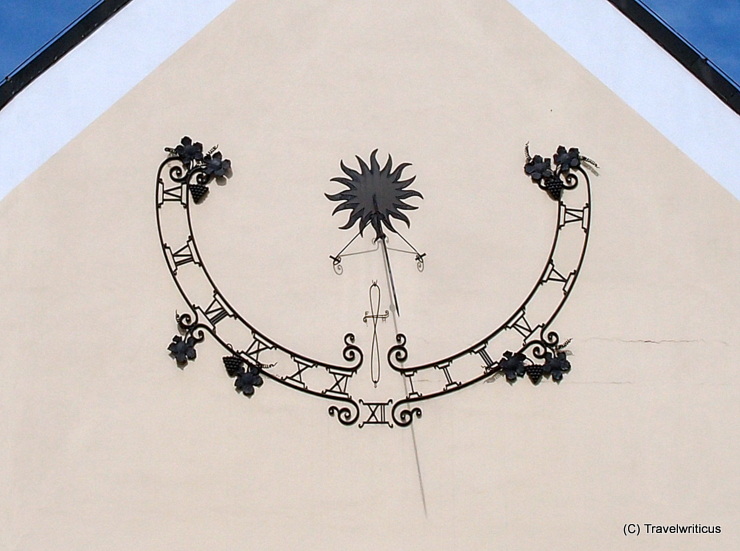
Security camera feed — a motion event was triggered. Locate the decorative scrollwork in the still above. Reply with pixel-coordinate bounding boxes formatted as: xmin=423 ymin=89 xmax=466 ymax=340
xmin=328 ymin=400 xmax=361 ymax=426
xmin=543 ymin=329 xmax=561 ymax=348
xmin=391 ymin=400 xmax=423 ymax=427
xmin=387 ymin=333 xmax=409 ymax=370
xmin=167 ymin=162 xmax=186 ymax=183
xmin=562 ymin=171 xmax=579 ymax=190
xmin=330 ymin=255 xmax=344 ymax=275
xmin=175 ymin=310 xmax=195 ymax=331
xmin=527 ymin=330 xmax=561 ymax=360
xmin=342 ymin=333 xmax=363 ymax=370
xmin=175 ymin=310 xmax=206 ymax=340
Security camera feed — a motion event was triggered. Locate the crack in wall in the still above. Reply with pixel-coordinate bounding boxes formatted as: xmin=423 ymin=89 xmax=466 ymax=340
xmin=586 ymin=338 xmax=729 ymax=346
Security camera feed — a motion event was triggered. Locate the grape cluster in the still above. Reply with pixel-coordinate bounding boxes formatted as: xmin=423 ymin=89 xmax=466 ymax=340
xmin=543 ymin=176 xmax=564 ymax=201
xmin=526 ymin=365 xmax=544 ymax=384
xmin=189 ymin=184 xmax=209 ymax=203
xmin=223 ymin=355 xmax=244 ymax=377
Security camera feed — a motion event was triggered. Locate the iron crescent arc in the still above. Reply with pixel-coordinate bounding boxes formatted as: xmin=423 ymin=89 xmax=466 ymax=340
xmin=155 ymin=142 xmax=593 ymax=425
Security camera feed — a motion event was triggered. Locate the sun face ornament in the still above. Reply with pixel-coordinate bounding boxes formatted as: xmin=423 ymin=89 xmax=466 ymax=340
xmin=326 ymin=149 xmax=422 ymax=239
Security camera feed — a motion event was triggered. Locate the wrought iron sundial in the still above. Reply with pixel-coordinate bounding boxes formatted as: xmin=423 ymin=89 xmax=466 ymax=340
xmin=156 ymin=136 xmax=594 ymax=427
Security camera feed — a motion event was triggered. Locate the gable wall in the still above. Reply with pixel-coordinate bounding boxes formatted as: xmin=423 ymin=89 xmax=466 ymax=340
xmin=1 ymin=1 xmax=737 ymax=549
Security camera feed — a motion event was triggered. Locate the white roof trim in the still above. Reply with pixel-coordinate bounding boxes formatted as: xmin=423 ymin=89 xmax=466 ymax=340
xmin=0 ymin=0 xmax=238 ymax=201
xmin=1 ymin=0 xmax=738 ymax=201
xmin=508 ymin=0 xmax=740 ymax=199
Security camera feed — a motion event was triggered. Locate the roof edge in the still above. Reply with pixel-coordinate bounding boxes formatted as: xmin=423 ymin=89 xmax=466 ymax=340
xmin=1 ymin=0 xmax=738 ymax=116
xmin=606 ymin=0 xmax=739 ymax=115
xmin=0 ymin=0 xmax=134 ymax=111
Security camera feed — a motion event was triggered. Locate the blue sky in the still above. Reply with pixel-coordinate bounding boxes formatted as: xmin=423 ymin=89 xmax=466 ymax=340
xmin=641 ymin=0 xmax=740 ymax=82
xmin=0 ymin=0 xmax=102 ymax=79
xmin=1 ymin=0 xmax=739 ymax=84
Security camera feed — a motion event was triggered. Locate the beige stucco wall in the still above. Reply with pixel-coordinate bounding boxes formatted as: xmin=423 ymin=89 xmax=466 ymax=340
xmin=1 ymin=1 xmax=737 ymax=549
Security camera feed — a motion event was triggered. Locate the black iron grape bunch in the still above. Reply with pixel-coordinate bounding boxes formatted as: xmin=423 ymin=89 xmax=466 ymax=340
xmin=166 ymin=136 xmax=232 ymax=204
xmin=543 ymin=175 xmax=564 ymax=201
xmin=524 ymin=145 xmax=594 ymax=201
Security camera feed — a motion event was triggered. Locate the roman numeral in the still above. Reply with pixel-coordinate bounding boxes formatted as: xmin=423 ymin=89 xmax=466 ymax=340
xmin=284 ymin=357 xmax=315 ymax=388
xmin=542 ymin=260 xmax=575 ymax=294
xmin=164 ymin=238 xmax=200 ymax=275
xmin=198 ymin=292 xmax=232 ymax=328
xmin=472 ymin=344 xmax=496 ymax=373
xmin=359 ymin=400 xmax=393 ymax=428
xmin=404 ymin=372 xmax=421 ymax=398
xmin=435 ymin=361 xmax=459 ymax=390
xmin=172 ymin=240 xmax=196 ymax=267
xmin=244 ymin=333 xmax=274 ymax=364
xmin=507 ymin=310 xmax=540 ymax=342
xmin=324 ymin=367 xmax=354 ymax=396
xmin=559 ymin=203 xmax=589 ymax=230
xmin=157 ymin=179 xmax=186 ymax=206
